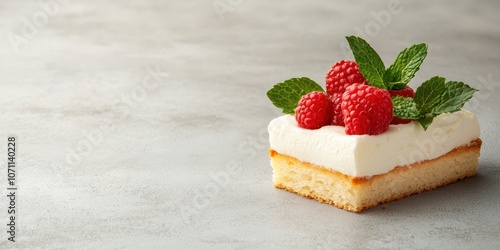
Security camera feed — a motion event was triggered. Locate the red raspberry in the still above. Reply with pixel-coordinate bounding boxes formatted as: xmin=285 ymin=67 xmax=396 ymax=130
xmin=329 ymin=93 xmax=345 ymax=126
xmin=341 ymin=84 xmax=393 ymax=135
xmin=388 ymin=85 xmax=414 ymax=98
xmin=326 ymin=60 xmax=367 ymax=126
xmin=326 ymin=60 xmax=367 ymax=96
xmin=389 ymin=85 xmax=415 ymax=124
xmin=295 ymin=91 xmax=333 ymax=129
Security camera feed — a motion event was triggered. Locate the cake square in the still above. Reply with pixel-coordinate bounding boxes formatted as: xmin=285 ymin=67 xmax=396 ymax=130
xmin=266 ymin=36 xmax=481 ymax=212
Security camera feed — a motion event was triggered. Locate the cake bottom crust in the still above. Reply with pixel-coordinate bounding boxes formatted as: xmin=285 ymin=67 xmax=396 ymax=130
xmin=270 ymin=139 xmax=482 ymax=212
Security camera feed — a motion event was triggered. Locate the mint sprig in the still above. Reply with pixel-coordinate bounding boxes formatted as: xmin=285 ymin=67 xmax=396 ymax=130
xmin=346 ymin=36 xmax=427 ymax=90
xmin=266 ymin=77 xmax=324 ymax=115
xmin=393 ymin=76 xmax=478 ymax=130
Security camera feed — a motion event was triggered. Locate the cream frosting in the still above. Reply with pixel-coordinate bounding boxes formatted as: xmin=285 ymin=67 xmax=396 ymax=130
xmin=268 ymin=110 xmax=480 ymax=177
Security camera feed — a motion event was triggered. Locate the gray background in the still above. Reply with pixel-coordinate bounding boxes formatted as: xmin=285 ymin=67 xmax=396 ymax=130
xmin=1 ymin=0 xmax=499 ymax=249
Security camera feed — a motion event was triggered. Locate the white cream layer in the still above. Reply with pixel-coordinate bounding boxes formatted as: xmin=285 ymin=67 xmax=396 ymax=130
xmin=268 ymin=110 xmax=480 ymax=177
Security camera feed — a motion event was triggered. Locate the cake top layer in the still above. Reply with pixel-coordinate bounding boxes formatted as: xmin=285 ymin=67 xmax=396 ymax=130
xmin=268 ymin=109 xmax=480 ymax=177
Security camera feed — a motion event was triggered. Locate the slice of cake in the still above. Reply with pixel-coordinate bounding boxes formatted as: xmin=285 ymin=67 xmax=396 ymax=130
xmin=266 ymin=36 xmax=480 ymax=212
xmin=268 ymin=110 xmax=481 ymax=212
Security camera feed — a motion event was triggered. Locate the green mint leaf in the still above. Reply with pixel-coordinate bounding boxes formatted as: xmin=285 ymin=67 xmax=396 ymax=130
xmin=413 ymin=76 xmax=446 ymax=114
xmin=417 ymin=116 xmax=434 ymax=130
xmin=266 ymin=77 xmax=324 ymax=115
xmin=432 ymin=81 xmax=478 ymax=114
xmin=411 ymin=77 xmax=478 ymax=131
xmin=345 ymin=36 xmax=386 ymax=89
xmin=391 ymin=96 xmax=424 ymax=120
xmin=385 ymin=43 xmax=428 ymax=90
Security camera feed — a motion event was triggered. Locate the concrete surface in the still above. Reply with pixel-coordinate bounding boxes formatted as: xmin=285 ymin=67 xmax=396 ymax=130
xmin=0 ymin=0 xmax=499 ymax=249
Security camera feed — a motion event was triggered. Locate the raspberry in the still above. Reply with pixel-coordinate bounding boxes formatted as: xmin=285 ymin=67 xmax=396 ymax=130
xmin=389 ymin=85 xmax=415 ymax=124
xmin=326 ymin=60 xmax=367 ymax=96
xmin=329 ymin=93 xmax=345 ymax=126
xmin=326 ymin=60 xmax=367 ymax=126
xmin=388 ymin=85 xmax=414 ymax=98
xmin=341 ymin=84 xmax=393 ymax=135
xmin=295 ymin=91 xmax=333 ymax=129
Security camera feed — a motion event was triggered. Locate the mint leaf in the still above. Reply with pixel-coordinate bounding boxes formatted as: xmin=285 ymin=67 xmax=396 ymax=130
xmin=410 ymin=76 xmax=478 ymax=130
xmin=413 ymin=76 xmax=446 ymax=114
xmin=391 ymin=96 xmax=423 ymax=120
xmin=266 ymin=77 xmax=324 ymax=115
xmin=417 ymin=117 xmax=434 ymax=130
xmin=432 ymin=81 xmax=478 ymax=114
xmin=345 ymin=36 xmax=386 ymax=89
xmin=385 ymin=43 xmax=428 ymax=90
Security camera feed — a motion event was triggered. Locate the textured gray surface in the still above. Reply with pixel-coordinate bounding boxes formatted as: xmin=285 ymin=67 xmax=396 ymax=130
xmin=0 ymin=0 xmax=499 ymax=249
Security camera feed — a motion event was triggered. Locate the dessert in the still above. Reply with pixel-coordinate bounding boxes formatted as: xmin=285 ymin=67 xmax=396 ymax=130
xmin=266 ymin=36 xmax=480 ymax=212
